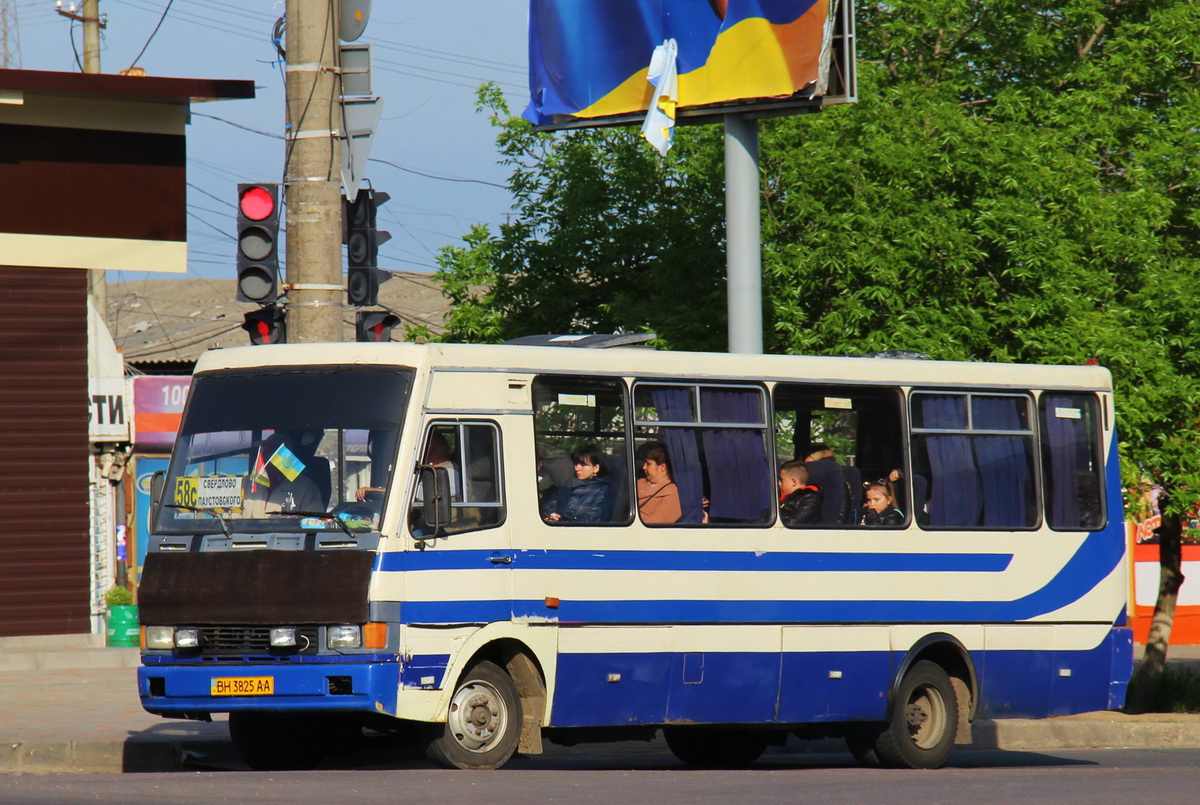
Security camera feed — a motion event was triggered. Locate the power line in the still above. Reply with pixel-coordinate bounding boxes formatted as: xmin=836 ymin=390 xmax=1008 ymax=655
xmin=369 ymin=156 xmax=507 ymax=189
xmin=126 ymin=0 xmax=175 ymax=71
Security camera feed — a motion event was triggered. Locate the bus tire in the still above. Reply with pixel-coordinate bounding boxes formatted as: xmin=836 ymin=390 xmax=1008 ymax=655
xmin=844 ymin=726 xmax=883 ymax=767
xmin=228 ymin=712 xmax=327 ymax=771
xmin=874 ymin=660 xmax=957 ymax=769
xmin=663 ymin=728 xmax=769 ymax=768
xmin=425 ymin=660 xmax=522 ymax=770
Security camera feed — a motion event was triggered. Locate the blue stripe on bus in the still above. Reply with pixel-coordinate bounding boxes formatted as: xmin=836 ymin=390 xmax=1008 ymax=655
xmin=378 ymin=549 xmax=1014 ymax=574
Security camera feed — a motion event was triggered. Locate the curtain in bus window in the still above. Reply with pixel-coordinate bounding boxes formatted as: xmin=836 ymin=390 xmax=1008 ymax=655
xmin=1043 ymin=394 xmax=1099 ymax=529
xmin=699 ymin=388 xmax=771 ymax=522
xmin=972 ymin=396 xmax=1030 ymax=527
xmin=923 ymin=396 xmax=982 ymax=527
xmin=650 ymin=386 xmax=706 ymax=523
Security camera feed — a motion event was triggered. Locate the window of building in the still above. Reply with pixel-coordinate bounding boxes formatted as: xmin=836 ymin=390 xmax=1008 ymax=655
xmin=910 ymin=392 xmax=1037 ymax=529
xmin=1039 ymin=393 xmax=1105 ymax=531
xmin=532 ymin=376 xmax=631 ymax=525
xmin=633 ymin=383 xmax=772 ymax=525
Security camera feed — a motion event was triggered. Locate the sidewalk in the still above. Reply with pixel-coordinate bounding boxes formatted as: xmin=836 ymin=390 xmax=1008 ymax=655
xmin=1 ymin=635 xmax=1199 ymax=774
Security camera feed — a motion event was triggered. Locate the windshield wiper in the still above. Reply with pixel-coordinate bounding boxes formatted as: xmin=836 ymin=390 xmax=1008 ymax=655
xmin=166 ymin=504 xmax=233 ymax=538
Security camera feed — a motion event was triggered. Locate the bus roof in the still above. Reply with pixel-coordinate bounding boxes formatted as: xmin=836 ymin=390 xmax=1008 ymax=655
xmin=191 ymin=342 xmax=1112 ymax=392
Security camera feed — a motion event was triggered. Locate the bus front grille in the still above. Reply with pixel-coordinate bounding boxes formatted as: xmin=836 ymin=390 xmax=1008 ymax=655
xmin=198 ymin=626 xmax=320 ymax=655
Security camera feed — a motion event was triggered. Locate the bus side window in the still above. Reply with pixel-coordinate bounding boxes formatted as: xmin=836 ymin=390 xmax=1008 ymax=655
xmin=772 ymin=384 xmax=907 ymax=528
xmin=532 ymin=376 xmax=631 ymax=526
xmin=409 ymin=421 xmax=504 ymax=536
xmin=634 ymin=383 xmax=773 ymax=526
xmin=1039 ymin=393 xmax=1105 ymax=531
xmin=910 ymin=392 xmax=1037 ymax=530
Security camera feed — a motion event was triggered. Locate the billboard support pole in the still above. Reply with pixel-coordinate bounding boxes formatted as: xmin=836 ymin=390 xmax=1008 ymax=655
xmin=724 ymin=114 xmax=763 ymax=355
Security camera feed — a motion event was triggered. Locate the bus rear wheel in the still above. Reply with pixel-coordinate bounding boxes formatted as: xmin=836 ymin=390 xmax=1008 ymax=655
xmin=664 ymin=727 xmax=769 ymax=768
xmin=425 ymin=660 xmax=522 ymax=770
xmin=874 ymin=660 xmax=958 ymax=769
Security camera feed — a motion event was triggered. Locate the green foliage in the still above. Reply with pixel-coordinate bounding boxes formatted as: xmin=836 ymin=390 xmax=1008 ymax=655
xmin=435 ymin=85 xmax=727 ymax=350
xmin=1127 ymin=665 xmax=1200 ymax=714
xmin=105 ymin=585 xmax=133 ymax=608
xmin=438 ymin=1 xmax=1200 ymax=510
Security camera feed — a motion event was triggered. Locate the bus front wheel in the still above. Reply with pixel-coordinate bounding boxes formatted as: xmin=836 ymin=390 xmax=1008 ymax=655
xmin=874 ymin=660 xmax=958 ymax=769
xmin=425 ymin=660 xmax=522 ymax=770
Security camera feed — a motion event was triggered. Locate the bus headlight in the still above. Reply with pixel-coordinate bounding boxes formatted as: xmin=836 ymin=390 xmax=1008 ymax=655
xmin=327 ymin=625 xmax=362 ymax=649
xmin=145 ymin=626 xmax=174 ymax=650
xmin=174 ymin=628 xmax=201 ymax=649
xmin=270 ymin=627 xmax=297 ymax=647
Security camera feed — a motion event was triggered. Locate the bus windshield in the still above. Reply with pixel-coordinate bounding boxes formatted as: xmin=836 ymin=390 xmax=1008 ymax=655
xmin=154 ymin=366 xmax=412 ymax=535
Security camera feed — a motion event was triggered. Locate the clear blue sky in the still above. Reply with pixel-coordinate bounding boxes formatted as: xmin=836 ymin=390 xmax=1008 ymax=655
xmin=12 ymin=0 xmax=529 ymax=281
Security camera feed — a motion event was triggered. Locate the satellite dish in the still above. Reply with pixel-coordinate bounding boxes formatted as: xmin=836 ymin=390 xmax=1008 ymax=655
xmin=340 ymin=0 xmax=371 ymax=42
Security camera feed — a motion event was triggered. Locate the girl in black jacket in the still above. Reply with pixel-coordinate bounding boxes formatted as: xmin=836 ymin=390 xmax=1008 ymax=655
xmin=861 ymin=482 xmax=904 ymax=526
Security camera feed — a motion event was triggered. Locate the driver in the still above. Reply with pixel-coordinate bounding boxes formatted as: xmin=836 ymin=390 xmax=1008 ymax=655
xmin=242 ymin=430 xmax=326 ymax=517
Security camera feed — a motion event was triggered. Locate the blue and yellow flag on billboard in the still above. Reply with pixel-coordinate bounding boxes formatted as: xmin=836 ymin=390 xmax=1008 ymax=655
xmin=525 ymin=0 xmax=833 ymax=127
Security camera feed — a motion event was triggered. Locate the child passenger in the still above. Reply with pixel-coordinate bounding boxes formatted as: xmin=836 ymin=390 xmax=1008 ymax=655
xmin=779 ymin=459 xmax=822 ymax=526
xmin=861 ymin=482 xmax=904 ymax=526
xmin=542 ymin=444 xmax=613 ymax=523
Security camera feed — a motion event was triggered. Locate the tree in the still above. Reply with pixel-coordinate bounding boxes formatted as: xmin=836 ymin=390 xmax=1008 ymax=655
xmin=437 ymin=0 xmax=1200 ymax=700
xmin=433 ymin=85 xmax=727 ymax=350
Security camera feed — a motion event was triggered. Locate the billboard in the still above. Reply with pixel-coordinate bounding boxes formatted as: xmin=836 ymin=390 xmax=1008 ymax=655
xmin=525 ymin=0 xmax=855 ymax=130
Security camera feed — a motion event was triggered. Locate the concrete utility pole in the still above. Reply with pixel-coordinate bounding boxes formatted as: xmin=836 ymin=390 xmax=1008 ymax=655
xmin=724 ymin=115 xmax=764 ymax=355
xmin=284 ymin=0 xmax=344 ymax=342
xmin=58 ymin=0 xmax=107 ymax=317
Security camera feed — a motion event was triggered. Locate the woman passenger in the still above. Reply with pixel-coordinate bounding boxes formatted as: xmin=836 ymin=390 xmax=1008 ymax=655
xmin=543 ymin=444 xmax=613 ymax=523
xmin=637 ymin=441 xmax=682 ymax=524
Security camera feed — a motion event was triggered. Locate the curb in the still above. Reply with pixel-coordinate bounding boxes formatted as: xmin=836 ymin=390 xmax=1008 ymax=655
xmin=0 ymin=739 xmax=234 ymax=774
xmin=5 ymin=717 xmax=1200 ymax=774
xmin=970 ymin=716 xmax=1200 ymax=752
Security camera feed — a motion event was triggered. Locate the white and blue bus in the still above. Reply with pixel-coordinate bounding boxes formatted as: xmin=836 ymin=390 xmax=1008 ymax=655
xmin=137 ymin=341 xmax=1131 ymax=770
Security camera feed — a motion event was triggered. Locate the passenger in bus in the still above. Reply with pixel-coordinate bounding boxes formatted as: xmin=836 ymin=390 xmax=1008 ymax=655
xmin=804 ymin=445 xmax=852 ymax=524
xmin=243 ymin=429 xmax=327 ymax=516
xmin=860 ymin=482 xmax=904 ymax=526
xmin=779 ymin=460 xmax=822 ymax=526
xmin=637 ymin=441 xmax=682 ymax=524
xmin=543 ymin=444 xmax=613 ymax=523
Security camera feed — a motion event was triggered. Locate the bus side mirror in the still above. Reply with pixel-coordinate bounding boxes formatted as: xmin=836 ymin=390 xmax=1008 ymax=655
xmin=150 ymin=470 xmax=166 ymax=525
xmin=421 ymin=466 xmax=452 ymax=531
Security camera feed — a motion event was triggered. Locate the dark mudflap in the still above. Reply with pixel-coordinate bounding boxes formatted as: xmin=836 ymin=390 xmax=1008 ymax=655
xmin=139 ymin=551 xmax=375 ymax=625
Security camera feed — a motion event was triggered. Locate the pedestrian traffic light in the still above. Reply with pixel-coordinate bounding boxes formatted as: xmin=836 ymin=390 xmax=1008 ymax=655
xmin=356 ymin=311 xmax=400 ymax=343
xmin=242 ymin=307 xmax=286 ymax=345
xmin=236 ymin=183 xmax=281 ymax=304
xmin=344 ymin=188 xmax=391 ymax=307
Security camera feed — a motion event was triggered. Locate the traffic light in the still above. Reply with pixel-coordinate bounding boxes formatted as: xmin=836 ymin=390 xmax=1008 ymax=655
xmin=236 ymin=183 xmax=281 ymax=304
xmin=242 ymin=307 xmax=286 ymax=345
xmin=356 ymin=311 xmax=400 ymax=343
xmin=344 ymin=189 xmax=391 ymax=307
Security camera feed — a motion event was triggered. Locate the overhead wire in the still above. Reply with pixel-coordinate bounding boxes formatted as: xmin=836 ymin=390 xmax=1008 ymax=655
xmin=126 ymin=0 xmax=175 ymax=71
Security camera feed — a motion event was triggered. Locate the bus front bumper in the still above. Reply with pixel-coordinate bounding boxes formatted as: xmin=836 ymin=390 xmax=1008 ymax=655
xmin=137 ymin=658 xmax=400 ymax=717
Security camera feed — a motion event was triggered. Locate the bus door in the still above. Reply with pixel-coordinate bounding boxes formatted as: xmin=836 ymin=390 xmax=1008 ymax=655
xmin=402 ymin=418 xmax=510 ymax=644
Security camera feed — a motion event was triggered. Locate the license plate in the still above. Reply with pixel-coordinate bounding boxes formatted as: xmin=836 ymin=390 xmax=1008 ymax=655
xmin=211 ymin=676 xmax=274 ymax=696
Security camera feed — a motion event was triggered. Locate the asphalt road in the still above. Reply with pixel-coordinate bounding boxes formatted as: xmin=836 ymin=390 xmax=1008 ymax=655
xmin=3 ymin=748 xmax=1199 ymax=804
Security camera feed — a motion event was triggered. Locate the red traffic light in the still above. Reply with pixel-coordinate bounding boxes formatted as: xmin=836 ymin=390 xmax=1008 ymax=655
xmin=239 ymin=186 xmax=276 ymax=221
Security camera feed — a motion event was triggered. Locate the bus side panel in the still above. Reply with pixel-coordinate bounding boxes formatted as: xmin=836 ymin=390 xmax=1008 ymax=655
xmin=664 ymin=651 xmax=781 ymax=723
xmin=976 ymin=633 xmax=1129 ymax=718
xmin=550 ymin=652 xmax=672 ymax=727
xmin=776 ymin=650 xmax=891 ymax=722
